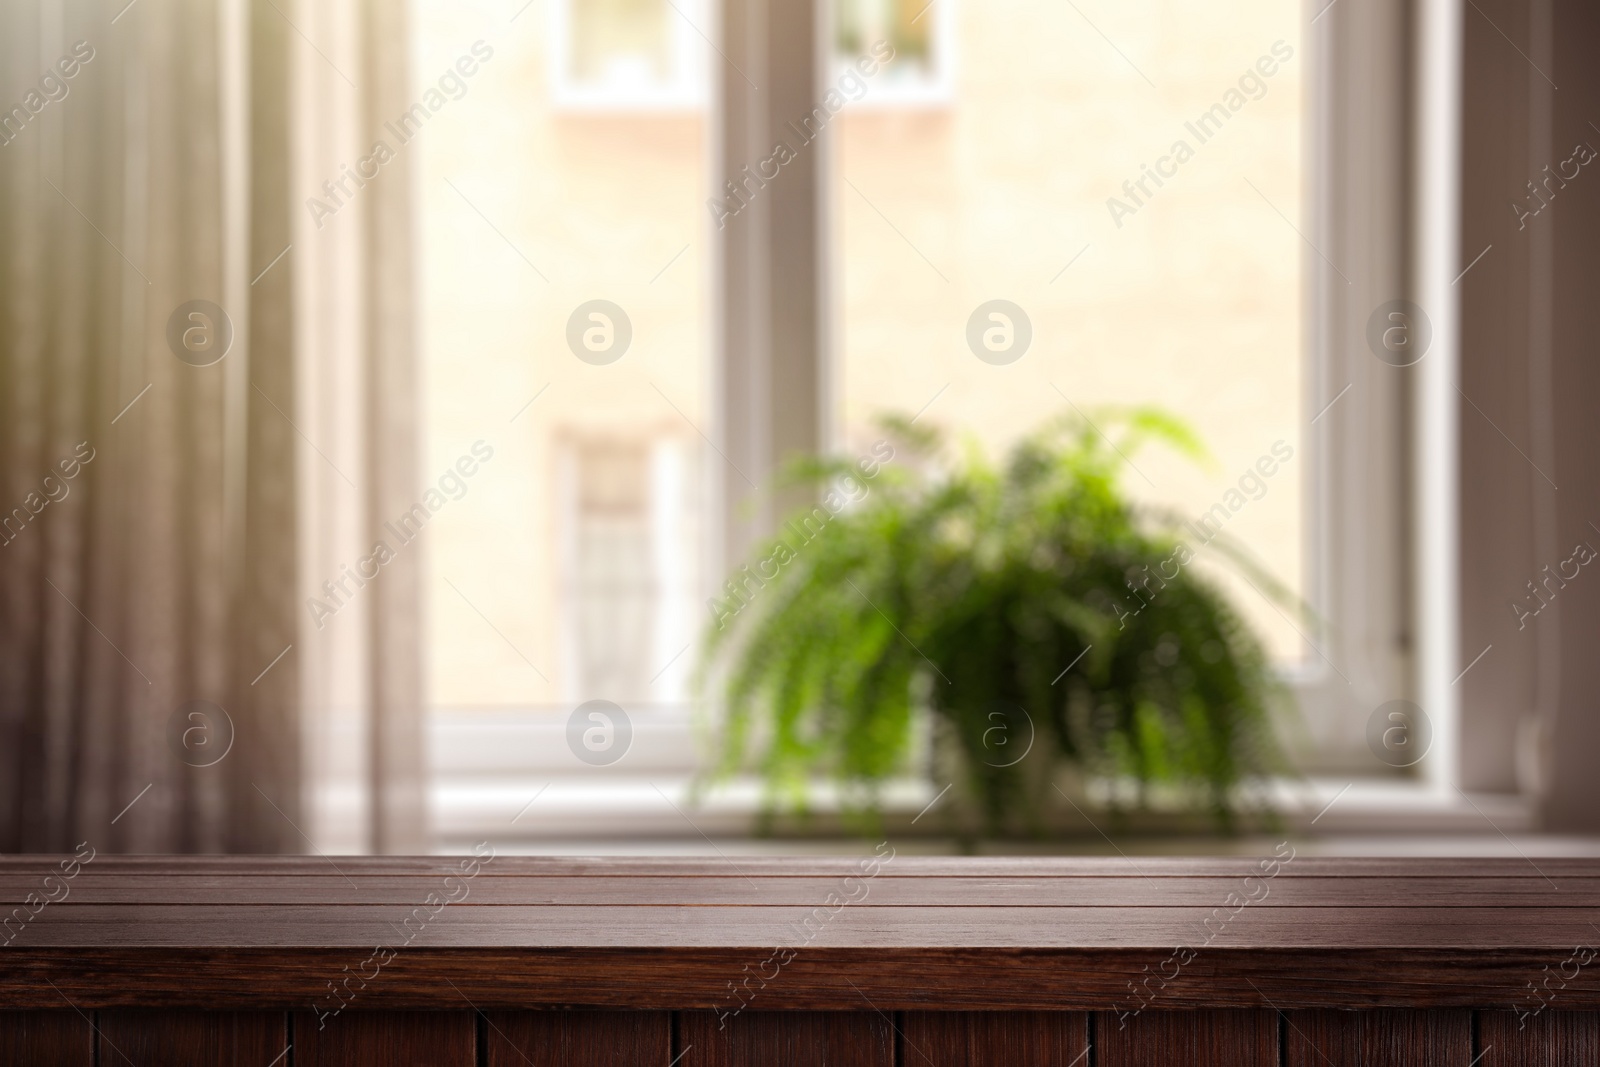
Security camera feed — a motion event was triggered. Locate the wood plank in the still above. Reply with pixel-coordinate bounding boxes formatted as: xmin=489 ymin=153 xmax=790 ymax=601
xmin=484 ymin=1010 xmax=669 ymax=1066
xmin=6 ymin=855 xmax=1600 ymax=879
xmin=902 ymin=1011 xmax=1090 ymax=1066
xmin=679 ymin=1011 xmax=892 ymax=1067
xmin=9 ymin=873 xmax=1599 ymax=907
xmin=292 ymin=1010 xmax=474 ymax=1067
xmin=1478 ymin=1010 xmax=1600 ymax=1066
xmin=2 ymin=857 xmax=1600 ymax=1014
xmin=14 ymin=904 xmax=1600 ymax=950
xmin=0 ymin=1011 xmax=92 ymax=1065
xmin=1098 ymin=1010 xmax=1277 ymax=1066
xmin=1285 ymin=1009 xmax=1471 ymax=1066
xmin=3 ymin=946 xmax=1599 ymax=1012
xmin=97 ymin=1011 xmax=286 ymax=1066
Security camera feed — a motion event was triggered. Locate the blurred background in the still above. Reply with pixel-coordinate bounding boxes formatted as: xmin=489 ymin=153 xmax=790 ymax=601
xmin=1 ymin=0 xmax=1596 ymax=857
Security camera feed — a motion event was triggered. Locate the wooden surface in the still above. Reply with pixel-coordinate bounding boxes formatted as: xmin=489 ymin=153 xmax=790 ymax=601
xmin=0 ymin=1012 xmax=92 ymax=1065
xmin=902 ymin=1011 xmax=1090 ymax=1067
xmin=97 ymin=1011 xmax=286 ymax=1067
xmin=484 ymin=1010 xmax=669 ymax=1067
xmin=3 ymin=856 xmax=1599 ymax=1011
xmin=292 ymin=1010 xmax=474 ymax=1067
xmin=2 ymin=857 xmax=1600 ymax=1064
xmin=2 ymin=1009 xmax=1588 ymax=1065
xmin=1099 ymin=1010 xmax=1278 ymax=1067
xmin=1283 ymin=1009 xmax=1473 ymax=1067
xmin=681 ymin=1011 xmax=894 ymax=1067
xmin=1480 ymin=1010 xmax=1600 ymax=1066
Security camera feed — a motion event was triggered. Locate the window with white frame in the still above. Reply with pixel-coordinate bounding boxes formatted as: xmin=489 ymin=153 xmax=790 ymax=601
xmin=834 ymin=0 xmax=954 ymax=105
xmin=413 ymin=0 xmax=1456 ymax=843
xmin=548 ymin=0 xmax=709 ymax=109
xmin=412 ymin=0 xmax=712 ymax=798
xmin=556 ymin=435 xmax=700 ymax=705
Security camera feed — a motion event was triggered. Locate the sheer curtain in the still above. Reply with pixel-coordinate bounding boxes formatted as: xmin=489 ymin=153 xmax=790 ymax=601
xmin=0 ymin=0 xmax=425 ymax=853
xmin=292 ymin=0 xmax=428 ymax=855
xmin=0 ymin=0 xmax=297 ymax=851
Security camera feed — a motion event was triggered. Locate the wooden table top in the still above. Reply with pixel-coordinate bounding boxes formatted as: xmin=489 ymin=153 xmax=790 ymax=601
xmin=2 ymin=855 xmax=1596 ymax=1010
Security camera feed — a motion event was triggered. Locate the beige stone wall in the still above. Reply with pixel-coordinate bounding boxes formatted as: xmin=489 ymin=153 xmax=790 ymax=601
xmin=417 ymin=0 xmax=1303 ymax=709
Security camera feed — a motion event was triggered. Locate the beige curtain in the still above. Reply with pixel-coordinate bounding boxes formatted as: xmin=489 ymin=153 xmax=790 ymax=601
xmin=285 ymin=0 xmax=426 ymax=855
xmin=360 ymin=0 xmax=428 ymax=853
xmin=0 ymin=0 xmax=425 ymax=853
xmin=0 ymin=0 xmax=297 ymax=851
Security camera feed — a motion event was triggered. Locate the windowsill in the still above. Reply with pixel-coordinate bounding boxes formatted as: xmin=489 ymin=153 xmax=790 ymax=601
xmin=422 ymin=710 xmax=1537 ymax=850
xmin=426 ymin=774 xmax=1537 ymax=850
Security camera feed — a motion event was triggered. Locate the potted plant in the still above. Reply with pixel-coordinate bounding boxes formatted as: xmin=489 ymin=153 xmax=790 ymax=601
xmin=699 ymin=408 xmax=1291 ymax=836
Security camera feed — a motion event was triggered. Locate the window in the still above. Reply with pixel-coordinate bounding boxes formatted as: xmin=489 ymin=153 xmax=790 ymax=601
xmin=834 ymin=0 xmax=953 ymax=105
xmin=414 ymin=0 xmax=709 ymax=730
xmin=556 ymin=435 xmax=700 ymax=703
xmin=549 ymin=0 xmax=709 ymax=109
xmin=834 ymin=1 xmax=1306 ymax=671
xmin=418 ymin=0 xmax=1459 ymax=842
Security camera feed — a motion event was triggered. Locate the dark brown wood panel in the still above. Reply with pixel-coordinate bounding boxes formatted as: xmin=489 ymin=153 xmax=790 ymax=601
xmin=292 ymin=1010 xmax=474 ymax=1067
xmin=1098 ymin=1009 xmax=1277 ymax=1067
xmin=0 ymin=1011 xmax=92 ymax=1065
xmin=902 ymin=1011 xmax=1089 ymax=1066
xmin=3 ymin=858 xmax=1600 ymax=1013
xmin=484 ymin=1010 xmax=669 ymax=1066
xmin=1479 ymin=1010 xmax=1600 ymax=1066
xmin=97 ymin=1011 xmax=286 ymax=1066
xmin=6 ymin=946 xmax=1600 ymax=1012
xmin=679 ymin=1011 xmax=892 ymax=1067
xmin=1285 ymin=1009 xmax=1471 ymax=1066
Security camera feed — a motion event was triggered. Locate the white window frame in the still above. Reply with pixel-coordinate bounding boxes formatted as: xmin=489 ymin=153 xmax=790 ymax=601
xmin=1284 ymin=0 xmax=1469 ymax=800
xmin=547 ymin=0 xmax=710 ymax=111
xmin=427 ymin=0 xmax=1528 ymax=846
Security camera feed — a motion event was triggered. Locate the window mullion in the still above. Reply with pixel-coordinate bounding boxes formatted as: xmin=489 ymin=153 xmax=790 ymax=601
xmin=713 ymin=0 xmax=828 ymax=580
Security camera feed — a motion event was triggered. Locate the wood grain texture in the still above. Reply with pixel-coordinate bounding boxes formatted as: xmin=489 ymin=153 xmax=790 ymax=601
xmin=97 ymin=1011 xmax=286 ymax=1067
xmin=902 ymin=1011 xmax=1090 ymax=1066
xmin=6 ymin=872 xmax=1596 ymax=906
xmin=292 ymin=1010 xmax=474 ymax=1067
xmin=7 ymin=855 xmax=1600 ymax=878
xmin=2 ymin=858 xmax=1600 ymax=1012
xmin=1479 ymin=1010 xmax=1600 ymax=1066
xmin=6 ymin=947 xmax=1600 ymax=1011
xmin=1284 ymin=1009 xmax=1472 ymax=1067
xmin=679 ymin=1011 xmax=892 ymax=1067
xmin=1098 ymin=1010 xmax=1277 ymax=1067
xmin=484 ymin=1011 xmax=670 ymax=1066
xmin=0 ymin=1011 xmax=92 ymax=1065
xmin=18 ymin=904 xmax=1600 ymax=949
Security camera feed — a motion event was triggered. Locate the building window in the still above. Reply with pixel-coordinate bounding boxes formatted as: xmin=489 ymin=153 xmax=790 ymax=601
xmin=834 ymin=0 xmax=954 ymax=105
xmin=549 ymin=0 xmax=708 ymax=110
xmin=557 ymin=437 xmax=700 ymax=704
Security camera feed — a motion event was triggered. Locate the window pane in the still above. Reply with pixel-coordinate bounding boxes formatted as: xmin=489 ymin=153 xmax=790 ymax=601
xmin=834 ymin=0 xmax=1305 ymax=660
xmin=414 ymin=0 xmax=709 ymax=714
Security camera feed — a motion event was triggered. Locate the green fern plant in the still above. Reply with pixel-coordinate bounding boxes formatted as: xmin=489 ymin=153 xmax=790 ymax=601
xmin=699 ymin=408 xmax=1290 ymax=835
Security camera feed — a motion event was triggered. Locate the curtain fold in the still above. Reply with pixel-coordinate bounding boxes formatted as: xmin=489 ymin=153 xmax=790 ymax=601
xmin=360 ymin=0 xmax=427 ymax=855
xmin=286 ymin=0 xmax=427 ymax=855
xmin=0 ymin=0 xmax=299 ymax=852
xmin=0 ymin=0 xmax=425 ymax=853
